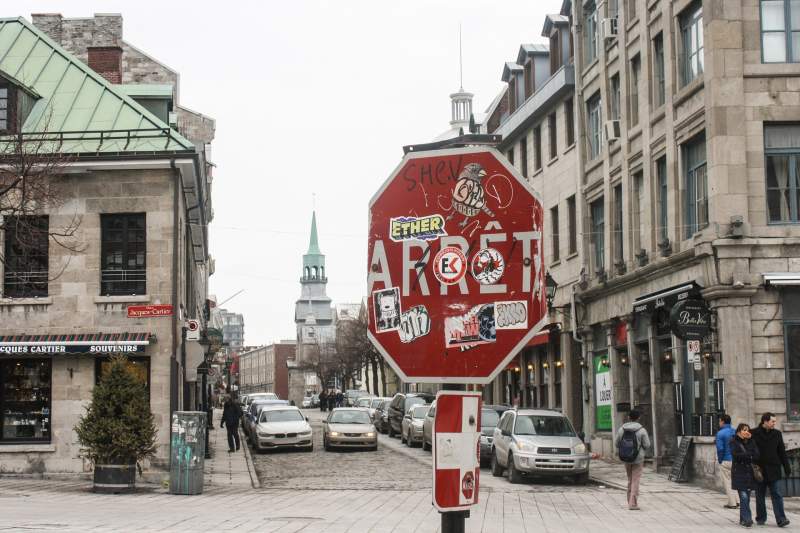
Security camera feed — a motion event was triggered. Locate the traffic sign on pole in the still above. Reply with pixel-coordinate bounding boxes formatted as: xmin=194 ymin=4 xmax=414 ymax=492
xmin=367 ymin=146 xmax=547 ymax=383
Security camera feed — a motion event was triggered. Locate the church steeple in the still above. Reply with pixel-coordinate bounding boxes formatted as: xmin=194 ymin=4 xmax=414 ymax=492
xmin=302 ymin=211 xmax=326 ymax=282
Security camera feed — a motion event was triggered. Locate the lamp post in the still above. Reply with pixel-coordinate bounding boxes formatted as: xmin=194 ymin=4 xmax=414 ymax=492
xmin=545 ymin=272 xmax=558 ymax=310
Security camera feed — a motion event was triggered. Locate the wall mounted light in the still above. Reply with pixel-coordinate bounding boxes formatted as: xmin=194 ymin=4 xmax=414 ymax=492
xmin=555 ymin=360 xmax=563 ymax=368
xmin=619 ymin=355 xmax=629 ymax=366
xmin=542 ymin=362 xmax=550 ymax=369
xmin=527 ymin=363 xmax=534 ymax=371
xmin=663 ymin=350 xmax=673 ymax=363
xmin=600 ymin=357 xmax=610 ymax=367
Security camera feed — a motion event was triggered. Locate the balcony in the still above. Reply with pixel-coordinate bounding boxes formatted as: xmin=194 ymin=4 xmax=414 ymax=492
xmin=495 ymin=65 xmax=575 ymax=146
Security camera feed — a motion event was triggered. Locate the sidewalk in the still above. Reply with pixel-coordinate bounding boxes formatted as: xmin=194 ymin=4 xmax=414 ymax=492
xmin=589 ymin=458 xmax=708 ymax=493
xmin=203 ymin=407 xmax=257 ymax=491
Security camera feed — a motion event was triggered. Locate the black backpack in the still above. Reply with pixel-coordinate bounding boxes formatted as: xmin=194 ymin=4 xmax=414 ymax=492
xmin=618 ymin=428 xmax=640 ymax=463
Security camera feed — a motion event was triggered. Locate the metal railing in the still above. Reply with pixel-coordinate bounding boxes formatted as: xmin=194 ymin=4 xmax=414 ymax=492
xmin=100 ymin=268 xmax=146 ymax=296
xmin=2 ymin=270 xmax=48 ymax=298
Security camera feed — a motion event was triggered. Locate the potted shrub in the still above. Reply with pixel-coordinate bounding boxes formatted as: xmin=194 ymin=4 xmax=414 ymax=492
xmin=75 ymin=354 xmax=157 ymax=493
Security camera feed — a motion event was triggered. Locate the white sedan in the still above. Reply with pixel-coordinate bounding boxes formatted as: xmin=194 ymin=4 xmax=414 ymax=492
xmin=252 ymin=405 xmax=313 ymax=453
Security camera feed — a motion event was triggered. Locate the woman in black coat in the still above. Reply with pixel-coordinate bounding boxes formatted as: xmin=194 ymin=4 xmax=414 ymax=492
xmin=731 ymin=423 xmax=760 ymax=528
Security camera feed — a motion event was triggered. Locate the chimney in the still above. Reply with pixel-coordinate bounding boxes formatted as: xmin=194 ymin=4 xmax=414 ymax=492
xmin=87 ymin=46 xmax=123 ymax=84
xmin=31 ymin=13 xmax=63 ymax=44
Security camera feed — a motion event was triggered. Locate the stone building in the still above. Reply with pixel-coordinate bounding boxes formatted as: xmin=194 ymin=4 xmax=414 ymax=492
xmin=0 ymin=15 xmax=214 ymax=474
xmin=559 ymin=0 xmax=800 ymax=485
xmin=480 ymin=7 xmax=584 ymax=430
xmin=238 ymin=341 xmax=295 ymax=399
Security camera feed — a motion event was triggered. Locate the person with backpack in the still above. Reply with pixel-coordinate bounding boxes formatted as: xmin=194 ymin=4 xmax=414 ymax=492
xmin=731 ymin=423 xmax=760 ymax=528
xmin=615 ymin=410 xmax=651 ymax=510
xmin=716 ymin=414 xmax=738 ymax=509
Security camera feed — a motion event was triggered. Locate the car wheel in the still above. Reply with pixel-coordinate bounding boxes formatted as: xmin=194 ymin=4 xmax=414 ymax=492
xmin=491 ymin=450 xmax=504 ymax=477
xmin=306 ymin=444 xmax=314 ymax=453
xmin=422 ymin=439 xmax=431 ymax=451
xmin=507 ymin=454 xmax=522 ymax=484
xmin=574 ymin=472 xmax=589 ymax=485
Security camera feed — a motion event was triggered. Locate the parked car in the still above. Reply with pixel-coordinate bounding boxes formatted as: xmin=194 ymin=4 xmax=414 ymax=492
xmin=355 ymin=396 xmax=373 ymax=409
xmin=372 ymin=400 xmax=391 ymax=434
xmin=311 ymin=393 xmax=320 ymax=408
xmin=422 ymin=400 xmax=436 ymax=451
xmin=345 ymin=389 xmax=364 ymax=407
xmin=244 ymin=399 xmax=289 ymax=440
xmin=387 ymin=392 xmax=434 ymax=438
xmin=491 ymin=409 xmax=589 ymax=484
xmin=251 ymin=405 xmax=313 ymax=453
xmin=478 ymin=408 xmax=502 ymax=466
xmin=322 ymin=408 xmax=378 ymax=451
xmin=401 ymin=405 xmax=429 ymax=447
xmin=301 ymin=396 xmax=313 ymax=408
xmin=367 ymin=397 xmax=389 ymax=420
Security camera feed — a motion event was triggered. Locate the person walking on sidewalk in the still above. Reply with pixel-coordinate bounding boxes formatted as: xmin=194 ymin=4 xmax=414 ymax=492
xmin=731 ymin=423 xmax=760 ymax=528
xmin=717 ymin=414 xmax=738 ymax=509
xmin=220 ymin=395 xmax=243 ymax=452
xmin=616 ymin=410 xmax=651 ymax=510
xmin=319 ymin=390 xmax=328 ymax=412
xmin=752 ymin=412 xmax=791 ymax=527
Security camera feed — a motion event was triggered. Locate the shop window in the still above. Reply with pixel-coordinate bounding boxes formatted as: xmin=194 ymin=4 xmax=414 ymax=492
xmin=761 ymin=0 xmax=800 ymax=63
xmin=95 ymin=357 xmax=151 ymax=395
xmin=539 ymin=351 xmax=549 ymax=408
xmin=786 ymin=322 xmax=800 ymax=420
xmin=764 ymin=123 xmax=800 ymax=223
xmin=101 ymin=213 xmax=146 ymax=295
xmin=683 ymin=133 xmax=708 ymax=238
xmin=680 ymin=1 xmax=704 ymax=87
xmin=1 ymin=359 xmax=51 ymax=443
xmin=3 ymin=215 xmax=49 ymax=298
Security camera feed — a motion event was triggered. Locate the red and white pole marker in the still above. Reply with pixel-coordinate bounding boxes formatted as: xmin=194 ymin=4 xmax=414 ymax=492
xmin=433 ymin=391 xmax=481 ymax=513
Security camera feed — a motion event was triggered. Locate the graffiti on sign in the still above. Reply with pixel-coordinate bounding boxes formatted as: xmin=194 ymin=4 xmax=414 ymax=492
xmin=390 ymin=214 xmax=447 ymax=242
xmin=398 ymin=305 xmax=431 ymax=343
xmin=495 ymin=301 xmax=527 ymax=330
xmin=373 ymin=287 xmax=402 ymax=332
xmin=445 ymin=304 xmax=496 ymax=350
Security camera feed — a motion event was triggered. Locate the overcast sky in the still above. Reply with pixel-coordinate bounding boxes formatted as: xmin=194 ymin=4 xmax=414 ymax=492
xmin=8 ymin=0 xmax=560 ymax=345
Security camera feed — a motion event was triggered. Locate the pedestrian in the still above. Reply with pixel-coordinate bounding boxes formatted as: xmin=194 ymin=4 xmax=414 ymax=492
xmin=220 ymin=394 xmax=242 ymax=453
xmin=716 ymin=414 xmax=738 ymax=509
xmin=328 ymin=391 xmax=336 ymax=411
xmin=615 ymin=409 xmax=651 ymax=510
xmin=336 ymin=390 xmax=344 ymax=408
xmin=731 ymin=423 xmax=760 ymax=528
xmin=319 ymin=390 xmax=328 ymax=412
xmin=751 ymin=412 xmax=791 ymax=527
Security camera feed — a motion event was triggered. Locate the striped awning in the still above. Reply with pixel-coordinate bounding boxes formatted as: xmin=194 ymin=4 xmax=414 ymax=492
xmin=0 ymin=332 xmax=151 ymax=345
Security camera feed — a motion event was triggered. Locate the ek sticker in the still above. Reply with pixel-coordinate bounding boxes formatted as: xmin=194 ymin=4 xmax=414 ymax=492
xmin=434 ymin=246 xmax=468 ymax=285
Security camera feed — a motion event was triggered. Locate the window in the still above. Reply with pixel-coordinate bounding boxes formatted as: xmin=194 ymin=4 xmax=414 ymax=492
xmin=653 ymin=34 xmax=666 ymax=107
xmin=784 ymin=290 xmax=800 ymax=419
xmin=565 ymin=98 xmax=575 ymax=146
xmin=524 ymin=61 xmax=533 ymax=99
xmin=534 ymin=125 xmax=542 ymax=171
xmin=1 ymin=359 xmax=51 ymax=442
xmin=591 ymin=197 xmax=605 ymax=272
xmin=548 ymin=112 xmax=557 ymax=160
xmin=100 ymin=213 xmax=146 ymax=295
xmin=584 ymin=1 xmax=598 ymax=64
xmin=630 ymin=55 xmax=640 ymax=127
xmin=520 ymin=136 xmax=528 ymax=178
xmin=625 ymin=0 xmax=637 ymax=21
xmin=550 ymin=31 xmax=562 ymax=73
xmin=587 ymin=93 xmax=602 ymax=160
xmin=761 ymin=0 xmax=800 ymax=63
xmin=680 ymin=2 xmax=704 ymax=86
xmin=684 ymin=134 xmax=708 ymax=237
xmin=508 ymin=78 xmax=517 ymax=112
xmin=0 ymin=85 xmax=9 ymax=132
xmin=613 ymin=184 xmax=624 ymax=268
xmin=507 ymin=149 xmax=515 ymax=166
xmin=567 ymin=195 xmax=577 ymax=255
xmin=657 ymin=157 xmax=669 ymax=243
xmin=632 ymin=172 xmax=644 ymax=253
xmin=610 ymin=74 xmax=621 ymax=120
xmin=3 ymin=216 xmax=49 ymax=298
xmin=551 ymin=205 xmax=560 ymax=262
xmin=764 ymin=124 xmax=800 ymax=222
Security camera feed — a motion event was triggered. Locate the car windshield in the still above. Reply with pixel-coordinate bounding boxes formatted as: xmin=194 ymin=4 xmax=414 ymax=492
xmin=260 ymin=410 xmax=304 ymax=423
xmin=357 ymin=398 xmax=371 ymax=407
xmin=411 ymin=406 xmax=428 ymax=419
xmin=481 ymin=410 xmax=500 ymax=428
xmin=371 ymin=399 xmax=383 ymax=408
xmin=329 ymin=410 xmax=371 ymax=424
xmin=514 ymin=415 xmax=576 ymax=437
xmin=406 ymin=397 xmax=426 ymax=409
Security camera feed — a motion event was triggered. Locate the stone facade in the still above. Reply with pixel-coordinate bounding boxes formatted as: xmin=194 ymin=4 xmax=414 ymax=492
xmin=562 ymin=0 xmax=800 ymax=487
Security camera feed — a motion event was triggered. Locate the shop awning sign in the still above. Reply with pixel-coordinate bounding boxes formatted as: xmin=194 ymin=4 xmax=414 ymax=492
xmin=0 ymin=332 xmax=151 ymax=355
xmin=670 ymin=299 xmax=711 ymax=340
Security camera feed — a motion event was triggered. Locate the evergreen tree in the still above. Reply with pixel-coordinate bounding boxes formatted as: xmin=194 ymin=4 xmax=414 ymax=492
xmin=469 ymin=113 xmax=477 ymax=134
xmin=75 ymin=355 xmax=157 ymax=470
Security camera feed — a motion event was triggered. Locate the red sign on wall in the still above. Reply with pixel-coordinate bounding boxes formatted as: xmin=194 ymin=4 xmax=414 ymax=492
xmin=127 ymin=304 xmax=174 ymax=318
xmin=367 ymin=147 xmax=546 ymax=383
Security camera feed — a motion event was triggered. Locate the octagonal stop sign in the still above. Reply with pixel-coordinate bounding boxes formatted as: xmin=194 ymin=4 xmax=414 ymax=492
xmin=367 ymin=146 xmax=546 ymax=383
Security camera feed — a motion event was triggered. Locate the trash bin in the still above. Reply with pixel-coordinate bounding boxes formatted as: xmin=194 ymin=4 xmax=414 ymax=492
xmin=169 ymin=411 xmax=206 ymax=495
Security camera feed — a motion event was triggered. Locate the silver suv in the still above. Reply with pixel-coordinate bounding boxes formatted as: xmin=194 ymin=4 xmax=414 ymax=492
xmin=491 ymin=409 xmax=589 ymax=484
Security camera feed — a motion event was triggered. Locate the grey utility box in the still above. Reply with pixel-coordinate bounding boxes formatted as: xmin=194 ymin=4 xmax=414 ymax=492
xmin=169 ymin=411 xmax=206 ymax=495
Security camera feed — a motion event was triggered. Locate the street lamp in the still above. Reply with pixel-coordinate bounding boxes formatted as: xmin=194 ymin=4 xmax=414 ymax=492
xmin=545 ymin=272 xmax=558 ymax=310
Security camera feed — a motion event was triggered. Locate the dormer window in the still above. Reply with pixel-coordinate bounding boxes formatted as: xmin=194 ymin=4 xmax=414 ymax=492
xmin=0 ymin=86 xmax=8 ymax=131
xmin=0 ymin=78 xmax=38 ymax=135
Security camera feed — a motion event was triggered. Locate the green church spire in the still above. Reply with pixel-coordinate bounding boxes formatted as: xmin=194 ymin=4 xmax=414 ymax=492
xmin=307 ymin=211 xmax=321 ymax=255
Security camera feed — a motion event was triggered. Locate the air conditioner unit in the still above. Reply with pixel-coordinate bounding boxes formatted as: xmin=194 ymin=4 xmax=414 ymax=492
xmin=168 ymin=111 xmax=178 ymax=129
xmin=604 ymin=120 xmax=621 ymax=142
xmin=603 ymin=17 xmax=618 ymax=39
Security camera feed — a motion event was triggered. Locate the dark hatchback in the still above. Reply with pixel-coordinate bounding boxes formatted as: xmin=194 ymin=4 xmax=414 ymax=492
xmin=387 ymin=392 xmax=434 ymax=438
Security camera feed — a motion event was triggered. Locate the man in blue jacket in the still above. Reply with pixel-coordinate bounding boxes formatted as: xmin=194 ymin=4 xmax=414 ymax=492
xmin=716 ymin=414 xmax=737 ymax=509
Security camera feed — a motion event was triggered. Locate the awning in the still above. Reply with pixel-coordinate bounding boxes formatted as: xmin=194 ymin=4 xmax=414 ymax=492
xmin=764 ymin=273 xmax=800 ymax=286
xmin=0 ymin=332 xmax=151 ymax=355
xmin=527 ymin=330 xmax=550 ymax=347
xmin=632 ymin=281 xmax=703 ymax=315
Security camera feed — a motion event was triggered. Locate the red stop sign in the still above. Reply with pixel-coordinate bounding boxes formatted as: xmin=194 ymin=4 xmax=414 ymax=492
xmin=367 ymin=147 xmax=546 ymax=383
